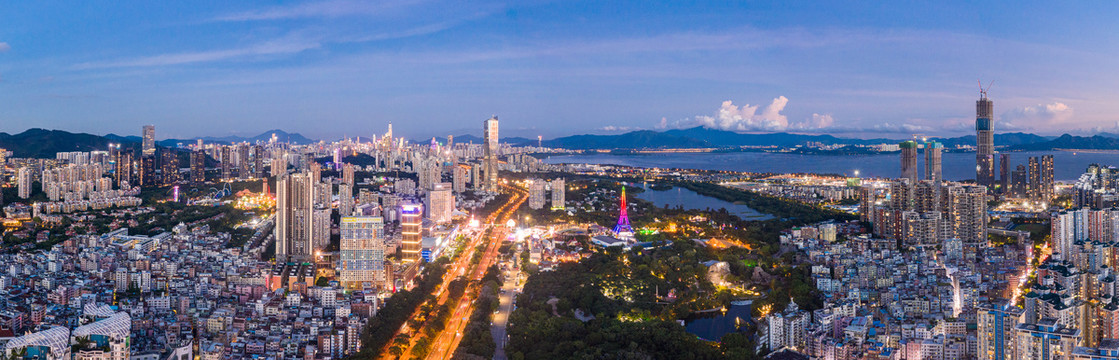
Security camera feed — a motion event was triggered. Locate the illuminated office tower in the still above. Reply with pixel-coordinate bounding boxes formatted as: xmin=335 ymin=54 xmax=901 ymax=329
xmin=275 ymin=172 xmax=320 ymax=262
xmin=160 ymin=148 xmax=179 ymax=185
xmin=528 ymin=179 xmax=546 ymax=210
xmin=340 ymin=216 xmax=386 ymax=290
xmin=900 ymin=141 xmax=918 ymax=184
xmin=17 ymin=167 xmax=32 ymax=199
xmin=976 ymin=91 xmax=995 ymax=187
xmin=551 ymin=178 xmax=566 ymax=211
xmin=1011 ymin=165 xmax=1028 ymax=198
xmin=425 ymin=183 xmax=453 ymax=223
xmin=114 ymin=148 xmax=132 ymax=187
xmin=142 ymin=125 xmax=156 ymax=156
xmin=483 ymin=116 xmax=499 ymax=191
xmin=220 ymin=146 xmax=232 ymax=181
xmin=925 ymin=141 xmax=942 ymax=183
xmin=252 ymin=145 xmax=265 ymax=178
xmin=190 ymin=150 xmax=206 ymax=183
xmin=977 ymin=301 xmax=1023 ymax=360
xmin=139 ymin=155 xmax=156 ymax=187
xmin=400 ymin=203 xmax=423 ymax=263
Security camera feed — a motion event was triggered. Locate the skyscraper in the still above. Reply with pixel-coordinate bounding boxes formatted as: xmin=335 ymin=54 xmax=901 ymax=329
xmin=425 ymin=183 xmax=453 ymax=223
xmin=999 ymin=153 xmax=1010 ymax=193
xmin=190 ymin=150 xmax=206 ymax=183
xmin=237 ymin=144 xmax=250 ymax=180
xmin=342 ymin=163 xmax=355 ymax=186
xmin=976 ymin=91 xmax=995 ymax=187
xmin=114 ymin=147 xmax=132 ymax=187
xmin=483 ymin=116 xmax=499 ymax=192
xmin=900 ymin=140 xmax=918 ymax=184
xmin=1040 ymin=155 xmax=1054 ymax=202
xmin=977 ymin=301 xmax=1024 ymax=360
xmin=252 ymin=145 xmax=265 ymax=179
xmin=1028 ymin=156 xmax=1041 ymax=201
xmin=17 ymin=167 xmax=32 ymax=199
xmin=139 ymin=155 xmax=156 ymax=187
xmin=142 ymin=125 xmax=156 ymax=157
xmin=160 ymin=148 xmax=179 ymax=185
xmin=550 ymin=178 xmax=565 ymax=211
xmin=338 ymin=183 xmax=354 ymax=217
xmin=220 ymin=146 xmax=232 ymax=181
xmin=925 ymin=141 xmax=943 ymax=183
xmin=275 ymin=172 xmax=321 ymax=262
xmin=528 ymin=179 xmax=546 ymax=210
xmin=400 ymin=203 xmax=423 ymax=263
xmin=339 ymin=216 xmax=386 ymax=290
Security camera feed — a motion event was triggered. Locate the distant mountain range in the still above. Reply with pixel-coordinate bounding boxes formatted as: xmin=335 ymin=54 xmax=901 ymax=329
xmin=4 ymin=126 xmax=1119 ymax=159
xmin=104 ymin=129 xmax=316 ymax=146
xmin=527 ymin=127 xmax=1059 ymax=150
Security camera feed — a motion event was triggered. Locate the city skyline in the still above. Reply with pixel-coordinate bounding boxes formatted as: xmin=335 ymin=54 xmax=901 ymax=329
xmin=3 ymin=1 xmax=1119 ymax=139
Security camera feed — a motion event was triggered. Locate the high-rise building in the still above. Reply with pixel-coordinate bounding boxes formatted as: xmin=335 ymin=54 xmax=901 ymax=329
xmin=17 ymin=167 xmax=32 ymax=199
xmin=142 ymin=125 xmax=156 ymax=157
xmin=338 ymin=183 xmax=354 ymax=217
xmin=342 ymin=163 xmax=355 ymax=186
xmin=976 ymin=91 xmax=995 ymax=187
xmin=339 ymin=216 xmax=386 ymax=290
xmin=190 ymin=150 xmax=206 ymax=183
xmin=271 ymin=157 xmax=286 ymax=177
xmin=139 ymin=155 xmax=157 ymax=187
xmin=999 ymin=153 xmax=1010 ymax=193
xmin=1029 ymin=156 xmax=1042 ymax=201
xmin=900 ymin=141 xmax=918 ymax=184
xmin=252 ymin=145 xmax=265 ymax=179
xmin=977 ymin=301 xmax=1024 ymax=360
xmin=1014 ymin=319 xmax=1080 ymax=360
xmin=945 ymin=184 xmax=987 ymax=246
xmin=1040 ymin=155 xmax=1054 ymax=202
xmin=161 ymin=149 xmax=179 ymax=185
xmin=113 ymin=148 xmax=132 ymax=188
xmin=925 ymin=141 xmax=943 ymax=183
xmin=528 ymin=179 xmax=546 ymax=210
xmin=1011 ymin=165 xmax=1028 ymax=198
xmin=400 ymin=203 xmax=423 ymax=263
xmin=275 ymin=172 xmax=322 ymax=262
xmin=470 ymin=164 xmax=481 ymax=191
xmin=220 ymin=146 xmax=233 ymax=181
xmin=425 ymin=182 xmax=453 ymax=223
xmin=483 ymin=116 xmax=499 ymax=191
xmin=237 ymin=144 xmax=251 ymax=180
xmin=550 ymin=178 xmax=565 ymax=211
xmin=452 ymin=165 xmax=467 ymax=193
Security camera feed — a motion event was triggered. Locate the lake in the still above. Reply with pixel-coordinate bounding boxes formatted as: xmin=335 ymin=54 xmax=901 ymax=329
xmin=685 ymin=303 xmax=753 ymax=341
xmin=634 ymin=183 xmax=774 ymax=221
xmin=545 ymin=150 xmax=1119 ymax=181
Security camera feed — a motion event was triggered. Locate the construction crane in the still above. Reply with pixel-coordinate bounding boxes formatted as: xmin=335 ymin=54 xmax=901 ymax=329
xmin=979 ymin=80 xmax=993 ymax=98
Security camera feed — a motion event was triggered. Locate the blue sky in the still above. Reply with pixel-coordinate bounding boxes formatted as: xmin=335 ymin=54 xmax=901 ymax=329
xmin=1 ymin=1 xmax=1118 ymax=140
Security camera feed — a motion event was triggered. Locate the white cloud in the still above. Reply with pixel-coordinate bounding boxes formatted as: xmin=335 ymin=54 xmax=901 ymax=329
xmin=655 ymin=117 xmax=668 ymax=129
xmin=673 ymin=97 xmax=837 ymax=132
xmin=600 ymin=125 xmax=639 ymax=132
xmin=1004 ymin=102 xmax=1074 ymax=125
xmin=0 ymin=42 xmax=9 ymax=52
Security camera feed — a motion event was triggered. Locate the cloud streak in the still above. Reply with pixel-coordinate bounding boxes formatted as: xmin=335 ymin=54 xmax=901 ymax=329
xmin=0 ymin=42 xmax=9 ymax=52
xmin=213 ymin=0 xmax=426 ymax=22
xmin=73 ymin=37 xmax=321 ymax=69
